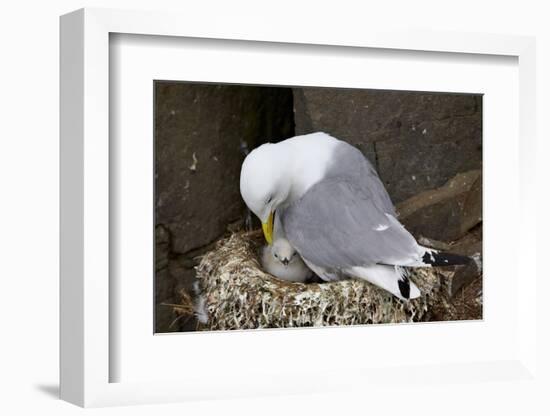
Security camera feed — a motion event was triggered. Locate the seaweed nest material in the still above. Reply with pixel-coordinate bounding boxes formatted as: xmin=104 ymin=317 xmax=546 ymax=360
xmin=192 ymin=231 xmax=453 ymax=330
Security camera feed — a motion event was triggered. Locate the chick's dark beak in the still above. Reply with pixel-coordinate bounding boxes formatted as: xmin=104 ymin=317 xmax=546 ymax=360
xmin=281 ymin=258 xmax=289 ymax=266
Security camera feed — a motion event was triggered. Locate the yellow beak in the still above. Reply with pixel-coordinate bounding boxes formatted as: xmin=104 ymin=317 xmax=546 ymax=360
xmin=262 ymin=211 xmax=274 ymax=245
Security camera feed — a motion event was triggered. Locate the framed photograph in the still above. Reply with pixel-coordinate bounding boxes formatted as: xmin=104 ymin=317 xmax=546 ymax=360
xmin=60 ymin=8 xmax=538 ymax=407
xmin=152 ymin=81 xmax=484 ymax=334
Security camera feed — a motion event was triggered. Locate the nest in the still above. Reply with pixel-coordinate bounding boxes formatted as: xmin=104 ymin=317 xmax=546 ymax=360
xmin=189 ymin=231 xmax=452 ymax=331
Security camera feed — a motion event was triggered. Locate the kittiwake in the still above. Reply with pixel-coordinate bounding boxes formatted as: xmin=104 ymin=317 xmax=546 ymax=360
xmin=240 ymin=132 xmax=470 ymax=300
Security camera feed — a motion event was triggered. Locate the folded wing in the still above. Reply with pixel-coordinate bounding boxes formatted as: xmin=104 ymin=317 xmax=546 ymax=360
xmin=281 ymin=177 xmax=424 ymax=271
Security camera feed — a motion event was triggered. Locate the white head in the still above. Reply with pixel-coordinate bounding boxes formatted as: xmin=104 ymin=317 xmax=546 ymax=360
xmin=271 ymin=238 xmax=298 ymax=267
xmin=240 ymin=143 xmax=292 ymax=243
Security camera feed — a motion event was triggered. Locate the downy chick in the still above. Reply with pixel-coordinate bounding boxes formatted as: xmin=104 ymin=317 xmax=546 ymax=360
xmin=262 ymin=237 xmax=312 ymax=283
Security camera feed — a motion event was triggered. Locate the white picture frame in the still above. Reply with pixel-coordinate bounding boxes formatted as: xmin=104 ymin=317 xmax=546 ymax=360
xmin=60 ymin=7 xmax=538 ymax=408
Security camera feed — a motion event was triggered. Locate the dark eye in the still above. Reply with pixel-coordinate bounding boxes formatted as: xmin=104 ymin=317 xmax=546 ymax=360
xmin=274 ymin=253 xmax=279 ymax=258
xmin=266 ymin=195 xmax=273 ymax=204
xmin=291 ymin=252 xmax=296 ymax=258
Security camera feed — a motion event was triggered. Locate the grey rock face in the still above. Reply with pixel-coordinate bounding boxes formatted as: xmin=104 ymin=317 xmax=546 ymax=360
xmin=396 ymin=170 xmax=482 ymax=242
xmin=293 ymin=88 xmax=482 ymax=203
xmin=155 ymin=225 xmax=177 ymax=332
xmin=460 ymin=174 xmax=482 ymax=236
xmin=447 ymin=227 xmax=483 ymax=297
xmin=156 ymin=82 xmax=294 ymax=254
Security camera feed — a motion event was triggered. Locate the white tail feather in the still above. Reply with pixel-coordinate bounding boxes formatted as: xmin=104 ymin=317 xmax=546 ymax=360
xmin=346 ymin=265 xmax=421 ymax=300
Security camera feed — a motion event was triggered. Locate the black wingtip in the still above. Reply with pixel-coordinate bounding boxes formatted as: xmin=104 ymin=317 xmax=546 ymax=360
xmin=397 ymin=276 xmax=411 ymax=299
xmin=422 ymin=251 xmax=471 ymax=267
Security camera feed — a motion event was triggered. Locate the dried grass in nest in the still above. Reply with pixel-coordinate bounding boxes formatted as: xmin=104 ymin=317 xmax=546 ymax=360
xmin=190 ymin=231 xmax=452 ymax=331
xmin=161 ymin=290 xmax=195 ymax=329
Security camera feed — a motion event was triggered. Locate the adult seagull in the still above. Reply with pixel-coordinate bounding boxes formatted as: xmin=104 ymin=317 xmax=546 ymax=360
xmin=240 ymin=132 xmax=470 ymax=300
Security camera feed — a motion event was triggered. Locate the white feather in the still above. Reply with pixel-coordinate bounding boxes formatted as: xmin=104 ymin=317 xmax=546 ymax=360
xmin=192 ymin=281 xmax=209 ymax=324
xmin=346 ymin=265 xmax=420 ymax=300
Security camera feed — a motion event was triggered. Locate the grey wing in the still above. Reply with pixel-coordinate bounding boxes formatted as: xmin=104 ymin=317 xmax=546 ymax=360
xmin=327 ymin=142 xmax=397 ymax=217
xmin=281 ymin=178 xmax=422 ymax=270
